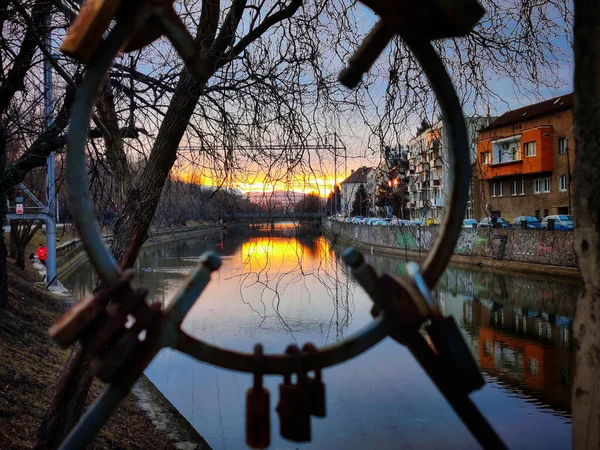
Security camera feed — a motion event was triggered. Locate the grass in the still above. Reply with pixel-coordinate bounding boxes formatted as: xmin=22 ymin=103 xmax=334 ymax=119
xmin=0 ymin=257 xmax=177 ymax=450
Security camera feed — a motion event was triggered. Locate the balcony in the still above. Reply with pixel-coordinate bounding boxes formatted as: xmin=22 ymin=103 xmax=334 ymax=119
xmin=428 ymin=138 xmax=440 ymax=150
xmin=430 ymin=179 xmax=441 ymax=187
xmin=429 ymin=198 xmax=444 ymax=207
xmin=478 ymin=126 xmax=553 ymax=180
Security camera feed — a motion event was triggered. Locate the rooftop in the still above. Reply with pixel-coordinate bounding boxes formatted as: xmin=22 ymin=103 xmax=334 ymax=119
xmin=341 ymin=166 xmax=374 ymax=184
xmin=482 ymin=93 xmax=573 ymax=131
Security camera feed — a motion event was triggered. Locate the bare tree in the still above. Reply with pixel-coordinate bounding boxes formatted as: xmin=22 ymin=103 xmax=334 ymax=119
xmin=571 ymin=1 xmax=600 ymax=447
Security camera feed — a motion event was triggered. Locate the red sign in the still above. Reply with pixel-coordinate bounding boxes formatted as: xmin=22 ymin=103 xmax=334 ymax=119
xmin=16 ymin=204 xmax=24 ymax=215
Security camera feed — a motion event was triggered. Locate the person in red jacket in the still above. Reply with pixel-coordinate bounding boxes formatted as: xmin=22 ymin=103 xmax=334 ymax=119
xmin=37 ymin=244 xmax=47 ymax=266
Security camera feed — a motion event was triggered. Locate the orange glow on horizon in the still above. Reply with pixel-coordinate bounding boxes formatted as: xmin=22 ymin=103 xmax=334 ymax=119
xmin=173 ymin=169 xmax=347 ymax=198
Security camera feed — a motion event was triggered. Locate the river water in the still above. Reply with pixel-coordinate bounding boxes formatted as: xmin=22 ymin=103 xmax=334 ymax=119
xmin=61 ymin=223 xmax=578 ymax=450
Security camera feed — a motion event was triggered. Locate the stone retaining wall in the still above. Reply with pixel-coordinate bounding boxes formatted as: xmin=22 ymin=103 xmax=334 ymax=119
xmin=56 ymin=225 xmax=221 ymax=277
xmin=323 ymin=219 xmax=577 ymax=268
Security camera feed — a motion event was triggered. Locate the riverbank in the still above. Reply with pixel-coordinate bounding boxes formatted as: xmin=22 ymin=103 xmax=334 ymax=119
xmin=323 ymin=219 xmax=581 ymax=278
xmin=1 ymin=252 xmax=214 ymax=448
xmin=57 ymin=224 xmax=222 ymax=278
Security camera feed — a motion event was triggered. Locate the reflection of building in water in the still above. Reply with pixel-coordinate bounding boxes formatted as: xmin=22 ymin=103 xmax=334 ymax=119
xmin=460 ymin=298 xmax=573 ymax=416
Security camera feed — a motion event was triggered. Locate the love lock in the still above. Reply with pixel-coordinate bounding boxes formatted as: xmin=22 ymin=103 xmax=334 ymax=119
xmin=246 ymin=344 xmax=270 ymax=449
xmin=339 ymin=0 xmax=485 ymax=88
xmin=405 ymin=263 xmax=484 ymax=394
xmin=427 ymin=316 xmax=485 ymax=394
xmin=49 ymin=270 xmax=162 ymax=382
xmin=302 ymin=343 xmax=326 ymax=418
xmin=276 ymin=345 xmax=311 ymax=442
xmin=60 ymin=0 xmax=175 ymax=62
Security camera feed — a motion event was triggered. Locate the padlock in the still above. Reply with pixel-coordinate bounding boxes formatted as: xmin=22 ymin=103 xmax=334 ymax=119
xmin=427 ymin=316 xmax=485 ymax=394
xmin=246 ymin=344 xmax=270 ymax=449
xmin=276 ymin=345 xmax=311 ymax=442
xmin=302 ymin=343 xmax=326 ymax=418
xmin=60 ymin=0 xmax=123 ymax=62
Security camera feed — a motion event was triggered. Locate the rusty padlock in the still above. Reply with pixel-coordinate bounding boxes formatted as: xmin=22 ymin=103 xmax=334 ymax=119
xmin=276 ymin=345 xmax=311 ymax=442
xmin=302 ymin=343 xmax=326 ymax=418
xmin=427 ymin=316 xmax=485 ymax=394
xmin=246 ymin=344 xmax=270 ymax=449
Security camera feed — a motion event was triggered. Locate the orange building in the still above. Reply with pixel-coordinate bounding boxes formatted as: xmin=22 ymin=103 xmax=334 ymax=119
xmin=475 ymin=94 xmax=575 ymax=221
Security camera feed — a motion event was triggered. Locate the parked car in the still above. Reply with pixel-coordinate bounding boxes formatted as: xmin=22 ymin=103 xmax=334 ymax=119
xmin=462 ymin=219 xmax=478 ymax=228
xmin=344 ymin=217 xmax=353 ymax=223
xmin=541 ymin=215 xmax=574 ymax=231
xmin=512 ymin=215 xmax=542 ymax=229
xmin=390 ymin=219 xmax=410 ymax=226
xmin=478 ymin=217 xmax=512 ymax=229
xmin=408 ymin=219 xmax=423 ymax=226
xmin=373 ymin=220 xmax=390 ymax=226
xmin=426 ymin=217 xmax=440 ymax=226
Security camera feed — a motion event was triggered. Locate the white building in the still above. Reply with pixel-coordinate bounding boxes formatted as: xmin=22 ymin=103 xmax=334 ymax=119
xmin=340 ymin=167 xmax=376 ymax=216
xmin=406 ymin=117 xmax=494 ymax=221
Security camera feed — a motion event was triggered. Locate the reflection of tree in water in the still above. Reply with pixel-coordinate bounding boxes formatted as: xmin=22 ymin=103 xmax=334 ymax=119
xmin=228 ymin=229 xmax=355 ymax=340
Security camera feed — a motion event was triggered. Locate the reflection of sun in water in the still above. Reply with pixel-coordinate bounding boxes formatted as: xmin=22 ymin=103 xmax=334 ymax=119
xmin=241 ymin=236 xmax=332 ymax=274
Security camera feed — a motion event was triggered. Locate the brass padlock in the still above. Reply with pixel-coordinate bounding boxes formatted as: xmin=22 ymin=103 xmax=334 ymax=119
xmin=246 ymin=344 xmax=270 ymax=449
xmin=303 ymin=343 xmax=326 ymax=418
xmin=427 ymin=316 xmax=485 ymax=394
xmin=276 ymin=345 xmax=311 ymax=442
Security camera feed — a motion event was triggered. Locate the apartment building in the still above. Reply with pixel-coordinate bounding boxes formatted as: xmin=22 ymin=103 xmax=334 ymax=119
xmin=474 ymin=94 xmax=574 ymax=221
xmin=406 ymin=117 xmax=492 ymax=221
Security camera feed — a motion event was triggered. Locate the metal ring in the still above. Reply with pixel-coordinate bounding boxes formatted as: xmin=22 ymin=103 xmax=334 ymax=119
xmin=66 ymin=10 xmax=469 ymax=374
xmin=401 ymin=35 xmax=470 ymax=289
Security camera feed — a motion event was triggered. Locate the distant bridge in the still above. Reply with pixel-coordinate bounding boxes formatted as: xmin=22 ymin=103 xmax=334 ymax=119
xmin=224 ymin=212 xmax=324 ymax=221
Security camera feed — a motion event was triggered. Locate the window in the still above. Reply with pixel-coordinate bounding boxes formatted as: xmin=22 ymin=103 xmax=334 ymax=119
xmin=559 ymin=175 xmax=567 ymax=192
xmin=542 ymin=177 xmax=551 ymax=193
xmin=481 ymin=152 xmax=491 ymax=165
xmin=558 ymin=137 xmax=568 ymax=154
xmin=490 ymin=182 xmax=503 ymax=197
xmin=511 ymin=179 xmax=524 ymax=196
xmin=524 ymin=141 xmax=537 ymax=157
xmin=535 ymin=177 xmax=550 ymax=193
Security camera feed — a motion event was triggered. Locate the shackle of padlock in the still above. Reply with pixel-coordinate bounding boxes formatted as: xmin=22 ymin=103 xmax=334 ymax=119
xmin=246 ymin=344 xmax=270 ymax=449
xmin=406 ymin=262 xmax=485 ymax=394
xmin=405 ymin=262 xmax=442 ymax=319
xmin=276 ymin=345 xmax=311 ymax=443
xmin=302 ymin=343 xmax=326 ymax=418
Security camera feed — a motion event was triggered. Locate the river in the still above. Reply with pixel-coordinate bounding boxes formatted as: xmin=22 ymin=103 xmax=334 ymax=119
xmin=61 ymin=222 xmax=578 ymax=449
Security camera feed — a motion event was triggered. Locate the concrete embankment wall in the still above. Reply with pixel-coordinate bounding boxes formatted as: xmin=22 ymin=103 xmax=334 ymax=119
xmin=57 ymin=225 xmax=222 ymax=278
xmin=323 ymin=219 xmax=579 ymax=277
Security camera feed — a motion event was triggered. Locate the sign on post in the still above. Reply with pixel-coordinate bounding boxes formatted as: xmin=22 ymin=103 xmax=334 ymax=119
xmin=16 ymin=204 xmax=24 ymax=215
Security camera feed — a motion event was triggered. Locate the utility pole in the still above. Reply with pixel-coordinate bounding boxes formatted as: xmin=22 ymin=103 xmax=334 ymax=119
xmin=43 ymin=15 xmax=57 ymax=285
xmin=333 ymin=131 xmax=337 ymax=216
xmin=8 ymin=16 xmax=58 ymax=285
xmin=566 ymin=144 xmax=572 ymax=216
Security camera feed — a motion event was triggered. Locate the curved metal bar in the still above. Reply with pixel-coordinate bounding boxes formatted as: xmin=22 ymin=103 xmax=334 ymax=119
xmin=66 ymin=11 xmax=152 ymax=285
xmin=175 ymin=315 xmax=390 ymax=374
xmin=64 ymin=11 xmax=468 ymax=375
xmin=404 ymin=36 xmax=470 ymax=289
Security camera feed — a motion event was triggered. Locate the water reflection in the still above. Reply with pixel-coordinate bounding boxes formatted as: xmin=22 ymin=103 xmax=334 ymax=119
xmin=364 ymin=253 xmax=576 ymax=418
xmin=61 ymin=226 xmax=576 ymax=449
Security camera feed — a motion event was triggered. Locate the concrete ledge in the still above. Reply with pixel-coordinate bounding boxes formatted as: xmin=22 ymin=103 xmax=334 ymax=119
xmin=56 ymin=226 xmax=222 ymax=279
xmin=325 ymin=230 xmax=581 ymax=279
xmin=133 ymin=375 xmax=212 ymax=450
